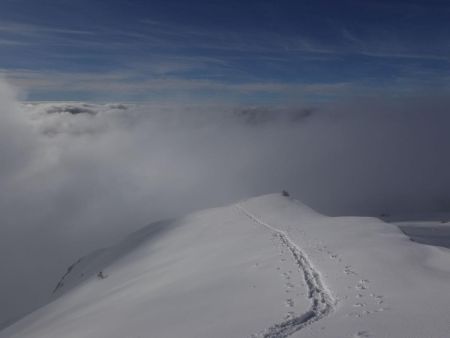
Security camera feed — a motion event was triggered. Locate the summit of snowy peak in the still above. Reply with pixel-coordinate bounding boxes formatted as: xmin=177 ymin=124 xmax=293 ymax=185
xmin=237 ymin=192 xmax=322 ymax=218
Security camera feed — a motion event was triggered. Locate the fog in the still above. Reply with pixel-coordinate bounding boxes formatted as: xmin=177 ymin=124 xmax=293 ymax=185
xmin=1 ymin=78 xmax=449 ymax=324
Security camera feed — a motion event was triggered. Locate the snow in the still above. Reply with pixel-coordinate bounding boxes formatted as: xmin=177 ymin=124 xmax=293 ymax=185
xmin=394 ymin=217 xmax=450 ymax=250
xmin=1 ymin=194 xmax=450 ymax=338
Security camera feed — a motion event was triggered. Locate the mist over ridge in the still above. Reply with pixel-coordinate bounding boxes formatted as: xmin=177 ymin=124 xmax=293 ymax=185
xmin=1 ymin=78 xmax=450 ymax=325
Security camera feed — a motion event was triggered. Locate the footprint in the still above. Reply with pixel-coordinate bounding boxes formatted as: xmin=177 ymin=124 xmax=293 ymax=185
xmin=353 ymin=303 xmax=365 ymax=308
xmin=356 ymin=280 xmax=369 ymax=290
xmin=375 ymin=307 xmax=390 ymax=312
xmin=344 ymin=265 xmax=357 ymax=275
xmin=346 ymin=311 xmax=361 ymax=318
xmin=369 ymin=294 xmax=384 ymax=304
xmin=284 ymin=311 xmax=295 ymax=320
xmin=285 ymin=299 xmax=294 ymax=307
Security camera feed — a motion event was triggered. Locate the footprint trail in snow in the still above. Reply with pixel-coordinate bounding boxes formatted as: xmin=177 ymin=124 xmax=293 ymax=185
xmin=236 ymin=204 xmax=335 ymax=338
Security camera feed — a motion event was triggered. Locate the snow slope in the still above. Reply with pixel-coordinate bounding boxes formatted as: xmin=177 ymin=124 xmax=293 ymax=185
xmin=393 ymin=216 xmax=450 ymax=250
xmin=1 ymin=194 xmax=450 ymax=338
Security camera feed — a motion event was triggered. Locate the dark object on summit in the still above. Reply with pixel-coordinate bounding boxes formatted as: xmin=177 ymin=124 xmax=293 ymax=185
xmin=97 ymin=271 xmax=107 ymax=279
xmin=282 ymin=190 xmax=290 ymax=197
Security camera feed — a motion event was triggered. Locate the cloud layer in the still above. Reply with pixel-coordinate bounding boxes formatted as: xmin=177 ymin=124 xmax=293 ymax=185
xmin=1 ymin=78 xmax=450 ymax=325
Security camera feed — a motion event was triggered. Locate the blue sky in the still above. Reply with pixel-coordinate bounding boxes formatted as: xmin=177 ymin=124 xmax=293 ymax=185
xmin=0 ymin=0 xmax=449 ymax=102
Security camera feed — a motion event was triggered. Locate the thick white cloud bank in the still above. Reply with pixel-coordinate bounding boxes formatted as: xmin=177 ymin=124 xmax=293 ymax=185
xmin=0 ymin=78 xmax=450 ymax=325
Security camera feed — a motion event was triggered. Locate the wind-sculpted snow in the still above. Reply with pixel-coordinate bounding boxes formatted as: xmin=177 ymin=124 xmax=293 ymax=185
xmin=236 ymin=204 xmax=334 ymax=337
xmin=393 ymin=216 xmax=450 ymax=249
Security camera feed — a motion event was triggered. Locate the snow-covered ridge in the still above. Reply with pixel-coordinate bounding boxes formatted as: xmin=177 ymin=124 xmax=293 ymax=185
xmin=1 ymin=194 xmax=450 ymax=338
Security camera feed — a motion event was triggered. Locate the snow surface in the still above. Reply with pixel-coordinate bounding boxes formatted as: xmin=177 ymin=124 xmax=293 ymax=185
xmin=1 ymin=194 xmax=450 ymax=338
xmin=393 ymin=217 xmax=450 ymax=250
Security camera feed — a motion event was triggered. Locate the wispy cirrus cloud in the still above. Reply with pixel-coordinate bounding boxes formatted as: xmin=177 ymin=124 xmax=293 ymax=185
xmin=0 ymin=21 xmax=94 ymax=36
xmin=0 ymin=0 xmax=449 ymax=101
xmin=0 ymin=67 xmax=359 ymax=103
xmin=2 ymin=15 xmax=447 ymax=62
xmin=3 ymin=61 xmax=450 ymax=104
